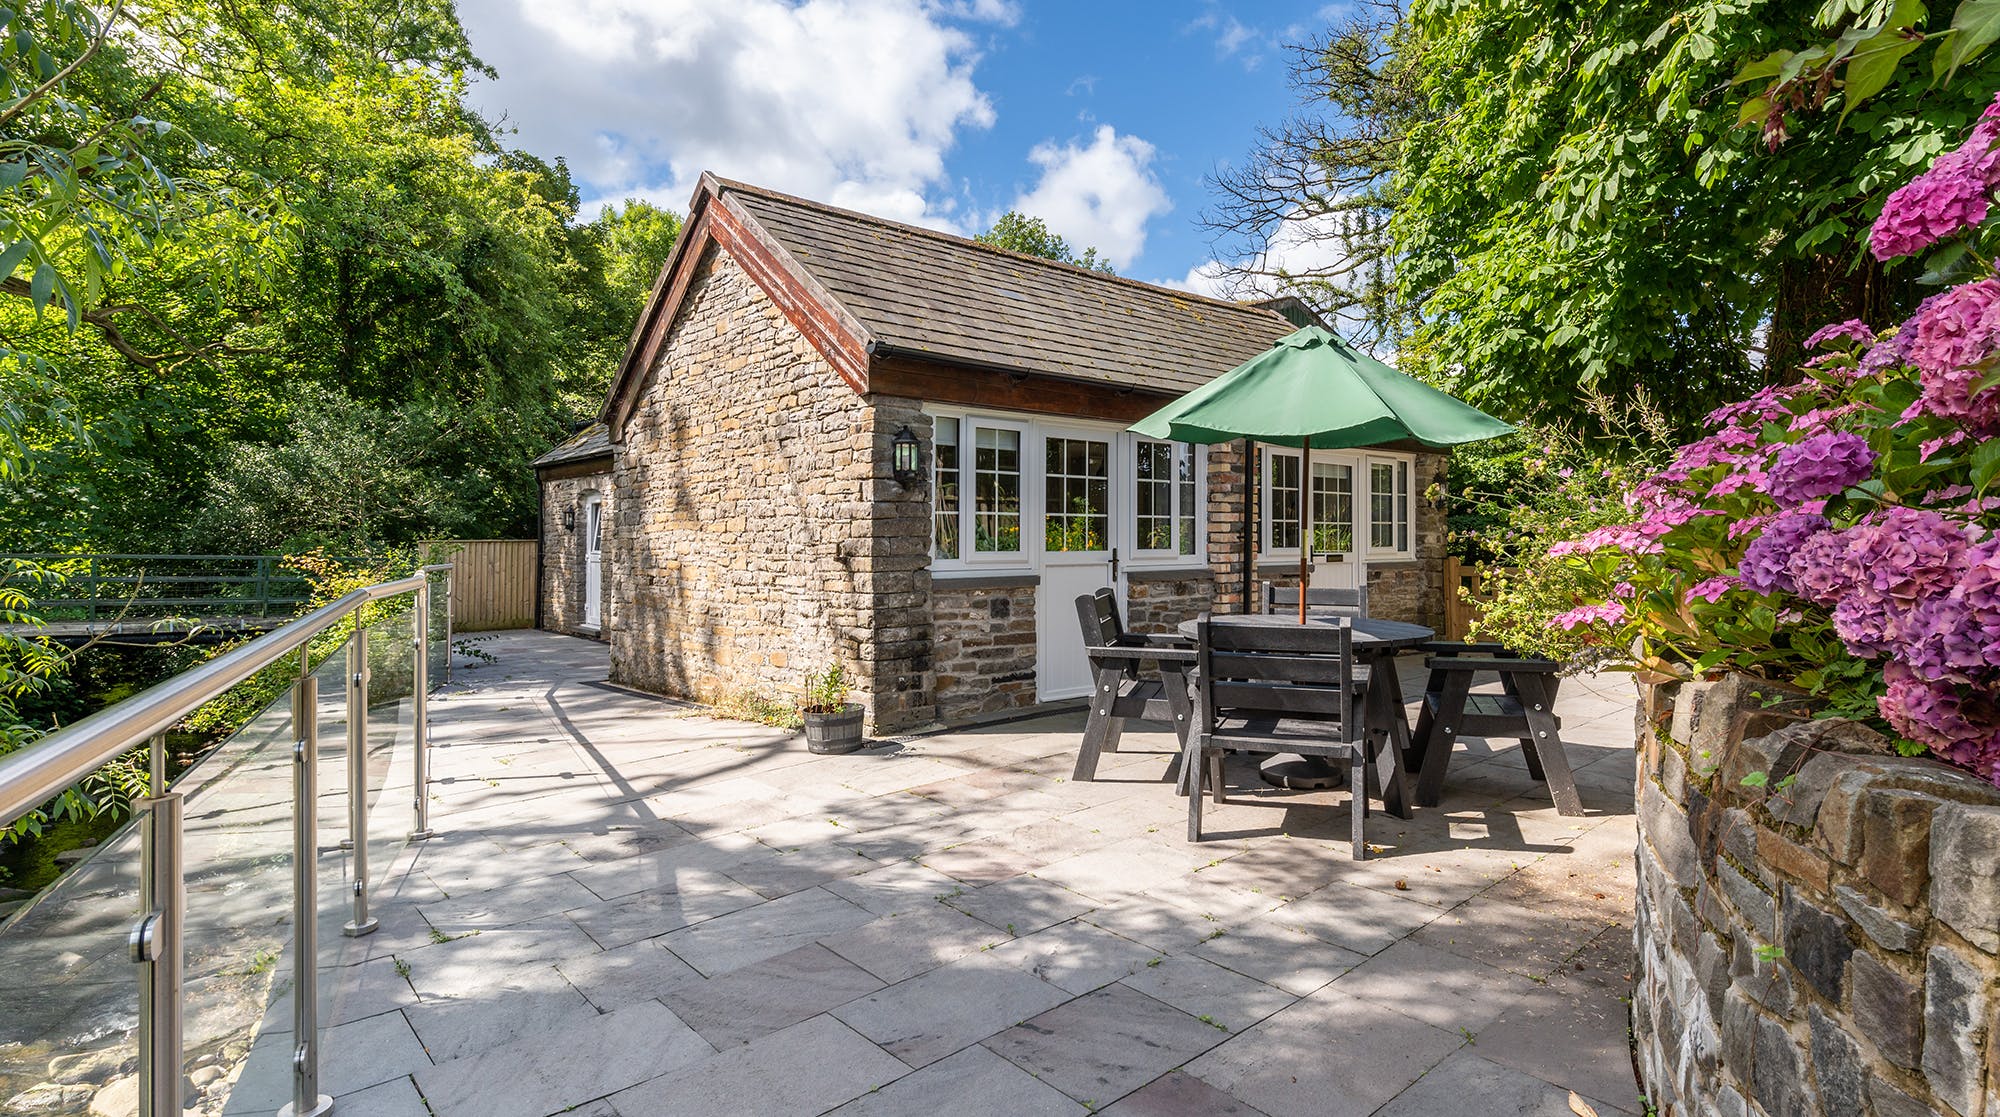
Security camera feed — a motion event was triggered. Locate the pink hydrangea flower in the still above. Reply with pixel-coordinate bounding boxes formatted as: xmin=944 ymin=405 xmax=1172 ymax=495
xmin=1804 ymin=320 xmax=1875 ymax=350
xmin=1685 ymin=576 xmax=1737 ymax=604
xmin=1549 ymin=601 xmax=1626 ymax=630
xmin=1870 ymin=119 xmax=2000 ymax=260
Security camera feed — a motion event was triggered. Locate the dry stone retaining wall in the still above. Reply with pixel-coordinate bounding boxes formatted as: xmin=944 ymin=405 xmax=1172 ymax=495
xmin=1634 ymin=673 xmax=2000 ymax=1117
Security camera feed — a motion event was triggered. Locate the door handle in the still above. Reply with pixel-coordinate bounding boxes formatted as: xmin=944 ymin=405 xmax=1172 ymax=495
xmin=1110 ymin=548 xmax=1120 ymax=580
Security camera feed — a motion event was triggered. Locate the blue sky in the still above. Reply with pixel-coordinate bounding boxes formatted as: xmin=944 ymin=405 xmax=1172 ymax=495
xmin=454 ymin=0 xmax=1343 ymax=290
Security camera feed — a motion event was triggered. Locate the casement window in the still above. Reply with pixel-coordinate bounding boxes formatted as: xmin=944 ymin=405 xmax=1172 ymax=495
xmin=1263 ymin=448 xmax=1414 ymax=559
xmin=971 ymin=422 xmax=1025 ymax=555
xmin=1368 ymin=455 xmax=1413 ymax=558
xmin=926 ymin=409 xmax=1205 ymax=571
xmin=1133 ymin=439 xmax=1199 ymax=557
xmin=932 ymin=417 xmax=961 ymax=560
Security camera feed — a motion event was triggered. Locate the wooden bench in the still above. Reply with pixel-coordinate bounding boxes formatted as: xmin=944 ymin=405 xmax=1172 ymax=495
xmin=1407 ymin=643 xmax=1582 ymax=815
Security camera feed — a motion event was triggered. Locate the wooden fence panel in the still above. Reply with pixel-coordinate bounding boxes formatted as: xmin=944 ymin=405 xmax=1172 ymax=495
xmin=1443 ymin=557 xmax=1495 ymax=642
xmin=422 ymin=540 xmax=536 ymax=632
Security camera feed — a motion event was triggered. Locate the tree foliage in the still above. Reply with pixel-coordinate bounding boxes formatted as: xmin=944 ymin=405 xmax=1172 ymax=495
xmin=0 ymin=0 xmax=679 ymax=556
xmin=976 ymin=211 xmax=1116 ymax=274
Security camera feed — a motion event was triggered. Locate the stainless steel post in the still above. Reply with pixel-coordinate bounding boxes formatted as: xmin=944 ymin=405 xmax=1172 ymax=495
xmin=342 ymin=625 xmax=377 ymax=937
xmin=132 ymin=733 xmax=183 ymax=1116
xmin=410 ymin=579 xmax=433 ymax=841
xmin=443 ymin=571 xmax=454 ymax=685
xmin=279 ymin=679 xmax=333 ymax=1117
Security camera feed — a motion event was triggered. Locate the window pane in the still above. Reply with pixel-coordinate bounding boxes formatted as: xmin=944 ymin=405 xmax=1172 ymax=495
xmin=1046 ymin=436 xmax=1109 ymax=552
xmin=1269 ymin=453 xmax=1301 ymax=550
xmin=974 ymin=427 xmax=1021 ymax=552
xmin=1178 ymin=446 xmax=1196 ymax=555
xmin=1311 ymin=462 xmax=1352 ymax=554
xmin=933 ymin=418 xmax=960 ymax=560
xmin=1398 ymin=460 xmax=1411 ymax=553
xmin=1135 ymin=440 xmax=1175 ymax=551
xmin=1370 ymin=461 xmax=1396 ymax=550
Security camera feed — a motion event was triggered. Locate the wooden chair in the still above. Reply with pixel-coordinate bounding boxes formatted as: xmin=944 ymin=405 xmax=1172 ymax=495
xmin=1072 ymin=590 xmax=1197 ymax=783
xmin=1186 ymin=614 xmax=1411 ymax=857
xmin=1262 ymin=583 xmax=1370 ymax=617
xmin=1408 ymin=643 xmax=1583 ymax=816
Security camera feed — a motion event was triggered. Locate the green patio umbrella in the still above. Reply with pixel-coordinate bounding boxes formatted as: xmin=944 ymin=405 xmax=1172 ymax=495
xmin=1131 ymin=324 xmax=1514 ymax=622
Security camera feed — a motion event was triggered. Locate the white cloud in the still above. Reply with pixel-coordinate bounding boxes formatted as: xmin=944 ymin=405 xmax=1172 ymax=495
xmin=1158 ymin=207 xmax=1380 ymax=337
xmin=456 ymin=0 xmax=1006 ymax=228
xmin=1011 ymin=125 xmax=1172 ymax=270
xmin=1187 ymin=5 xmax=1265 ymax=69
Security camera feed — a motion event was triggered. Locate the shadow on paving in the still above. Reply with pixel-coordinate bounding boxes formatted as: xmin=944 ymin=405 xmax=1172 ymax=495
xmin=6 ymin=628 xmax=1650 ymax=1117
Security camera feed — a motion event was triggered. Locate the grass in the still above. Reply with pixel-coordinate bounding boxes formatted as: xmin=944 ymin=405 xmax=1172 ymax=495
xmin=706 ymin=689 xmax=803 ymax=730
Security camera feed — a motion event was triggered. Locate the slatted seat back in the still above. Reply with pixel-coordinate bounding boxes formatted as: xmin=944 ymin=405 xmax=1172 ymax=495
xmin=1195 ymin=615 xmax=1358 ymax=744
xmin=1075 ymin=588 xmax=1139 ymax=680
xmin=1262 ymin=584 xmax=1370 ymax=617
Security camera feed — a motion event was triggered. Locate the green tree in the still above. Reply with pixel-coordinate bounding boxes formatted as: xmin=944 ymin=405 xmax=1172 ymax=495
xmin=976 ymin=211 xmax=1116 ymax=274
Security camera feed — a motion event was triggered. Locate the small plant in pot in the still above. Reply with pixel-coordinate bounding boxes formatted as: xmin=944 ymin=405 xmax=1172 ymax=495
xmin=800 ymin=663 xmax=865 ymax=754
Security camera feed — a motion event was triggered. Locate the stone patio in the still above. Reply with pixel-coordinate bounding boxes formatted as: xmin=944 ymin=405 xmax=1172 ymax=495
xmin=302 ymin=629 xmax=1646 ymax=1117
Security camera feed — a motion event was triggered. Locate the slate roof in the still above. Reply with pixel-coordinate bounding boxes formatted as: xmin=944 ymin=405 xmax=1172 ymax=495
xmin=723 ymin=181 xmax=1298 ymax=395
xmin=532 ymin=422 xmax=612 ymax=470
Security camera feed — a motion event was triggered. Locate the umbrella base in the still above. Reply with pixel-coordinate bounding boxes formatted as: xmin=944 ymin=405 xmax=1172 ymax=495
xmin=1259 ymin=755 xmax=1347 ymax=790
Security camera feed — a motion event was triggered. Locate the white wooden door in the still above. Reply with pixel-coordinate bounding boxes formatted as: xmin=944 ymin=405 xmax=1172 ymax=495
xmin=1307 ymin=455 xmax=1365 ymax=592
xmin=1035 ymin=429 xmax=1116 ymax=701
xmin=582 ymin=494 xmax=603 ymax=629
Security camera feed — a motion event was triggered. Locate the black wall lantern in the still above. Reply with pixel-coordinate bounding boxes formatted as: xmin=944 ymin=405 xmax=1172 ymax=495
xmin=562 ymin=506 xmax=577 ymax=531
xmin=891 ymin=425 xmax=924 ymax=487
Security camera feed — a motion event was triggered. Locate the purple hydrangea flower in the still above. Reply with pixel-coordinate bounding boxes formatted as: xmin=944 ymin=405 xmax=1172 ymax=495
xmin=1900 ymin=279 xmax=2000 ymax=432
xmin=1739 ymin=510 xmax=1831 ymax=595
xmin=1766 ymin=432 xmax=1877 ymax=505
xmin=1824 ymin=509 xmax=1973 ymax=657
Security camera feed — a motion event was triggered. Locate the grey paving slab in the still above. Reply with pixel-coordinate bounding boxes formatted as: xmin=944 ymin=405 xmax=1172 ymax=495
xmin=328 ymin=1075 xmax=429 ymax=1117
xmin=832 ymin=955 xmax=1071 ymax=1067
xmin=1463 ymin=952 xmax=1641 ymax=1109
xmin=228 ymin=1011 xmax=432 ymax=1110
xmin=823 ymin=1044 xmax=1086 ymax=1117
xmin=986 ymin=983 xmax=1232 ymax=1107
xmin=1030 ymin=837 xmax=1211 ymax=903
xmin=944 ymin=874 xmax=1102 ymax=935
xmin=402 ymin=961 xmax=597 ymax=1063
xmin=1116 ymin=954 xmax=1297 ymax=1033
xmin=661 ymin=943 xmax=885 ymax=1049
xmin=1375 ymin=1051 xmax=1639 ymax=1117
xmin=1323 ymin=937 xmax=1543 ymax=1032
xmin=1265 ymin=880 xmax=1443 ymax=956
xmin=1190 ymin=913 xmax=1367 ymax=996
xmin=821 ymin=857 xmax=968 ymax=916
xmin=1081 ymin=894 xmax=1233 ymax=953
xmin=605 ymin=1014 xmax=908 ymax=1117
xmin=1098 ymin=1071 xmax=1276 ymax=1117
xmin=980 ymin=918 xmax=1159 ymax=994
xmin=1187 ymin=988 xmax=1465 ymax=1117
xmin=720 ymin=841 xmax=881 ymax=898
xmin=658 ymin=886 xmax=876 ymax=977
xmin=1410 ymin=893 xmax=1623 ymax=981
xmin=820 ymin=900 xmax=1008 ymax=983
xmin=393 ymin=916 xmax=602 ymax=994
xmin=563 ymin=876 xmax=767 ymax=950
xmin=260 ymin=955 xmax=418 ymax=1033
xmin=417 ymin=871 xmax=603 ymax=932
xmin=920 ymin=836 xmax=1048 ymax=884
xmin=415 ymin=998 xmax=713 ymax=1117
xmin=554 ymin=937 xmax=702 ymax=1011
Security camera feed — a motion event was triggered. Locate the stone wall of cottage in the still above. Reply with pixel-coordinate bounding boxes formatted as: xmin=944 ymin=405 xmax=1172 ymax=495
xmin=608 ymin=244 xmax=932 ymax=732
xmin=930 ymin=579 xmax=1038 ymax=723
xmin=1633 ymin=673 xmax=2000 ymax=1117
xmin=1125 ymin=573 xmax=1217 ymax=635
xmin=538 ymin=467 xmax=612 ymax=638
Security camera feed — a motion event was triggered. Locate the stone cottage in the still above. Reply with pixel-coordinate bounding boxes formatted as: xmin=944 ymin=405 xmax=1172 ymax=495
xmin=535 ymin=173 xmax=1449 ymax=733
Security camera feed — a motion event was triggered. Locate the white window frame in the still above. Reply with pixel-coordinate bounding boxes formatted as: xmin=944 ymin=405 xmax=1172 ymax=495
xmin=1262 ymin=447 xmax=1415 ymax=561
xmin=1365 ymin=453 xmax=1415 ymax=560
xmin=1127 ymin=437 xmax=1205 ymax=563
xmin=925 ymin=406 xmax=1208 ymax=574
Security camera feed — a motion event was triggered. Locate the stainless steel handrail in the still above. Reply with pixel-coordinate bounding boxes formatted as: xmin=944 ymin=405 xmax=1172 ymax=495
xmin=0 ymin=567 xmax=446 ymax=1117
xmin=0 ymin=572 xmax=425 ymax=827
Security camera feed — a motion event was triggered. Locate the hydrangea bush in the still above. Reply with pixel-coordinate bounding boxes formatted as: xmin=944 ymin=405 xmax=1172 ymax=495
xmin=1514 ymin=95 xmax=2000 ymax=782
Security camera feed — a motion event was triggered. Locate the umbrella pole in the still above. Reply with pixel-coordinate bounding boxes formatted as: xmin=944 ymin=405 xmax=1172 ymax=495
xmin=1242 ymin=438 xmax=1254 ymax=615
xmin=1299 ymin=435 xmax=1309 ymax=625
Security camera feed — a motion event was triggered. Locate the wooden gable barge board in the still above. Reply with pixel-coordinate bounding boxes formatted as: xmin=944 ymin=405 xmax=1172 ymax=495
xmin=709 ymin=190 xmax=875 ymax=394
xmin=605 ymin=204 xmax=715 ymax=439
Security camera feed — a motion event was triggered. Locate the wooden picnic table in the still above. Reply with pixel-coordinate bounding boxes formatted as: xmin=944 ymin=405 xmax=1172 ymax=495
xmin=1176 ymin=615 xmax=1433 ymax=803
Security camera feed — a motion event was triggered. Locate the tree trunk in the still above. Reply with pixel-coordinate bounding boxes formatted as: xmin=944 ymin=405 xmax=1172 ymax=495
xmin=1766 ymin=249 xmax=1911 ymax=381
